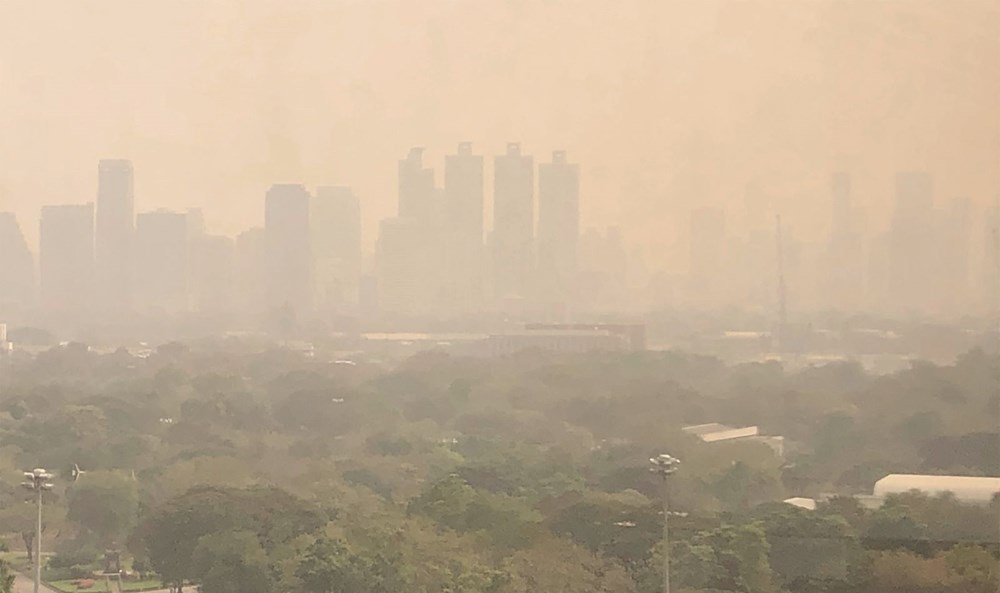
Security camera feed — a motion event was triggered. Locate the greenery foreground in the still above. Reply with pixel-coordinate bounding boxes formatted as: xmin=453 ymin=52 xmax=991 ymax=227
xmin=0 ymin=342 xmax=996 ymax=593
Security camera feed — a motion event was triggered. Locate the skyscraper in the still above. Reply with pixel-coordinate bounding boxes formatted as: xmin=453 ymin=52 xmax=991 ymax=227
xmin=377 ymin=148 xmax=445 ymax=316
xmin=192 ymin=234 xmax=236 ymax=314
xmin=236 ymin=227 xmax=267 ymax=314
xmin=312 ymin=186 xmax=362 ymax=308
xmin=824 ymin=172 xmax=865 ymax=311
xmin=265 ymin=184 xmax=312 ymax=313
xmin=688 ymin=207 xmax=727 ymax=307
xmin=0 ymin=212 xmax=35 ymax=310
xmin=443 ymin=142 xmax=484 ymax=310
xmin=40 ymin=203 xmax=95 ymax=312
xmin=95 ymin=159 xmax=135 ymax=311
xmin=398 ymin=147 xmax=437 ymax=223
xmin=492 ymin=143 xmax=534 ymax=300
xmin=889 ymin=172 xmax=934 ymax=312
xmin=135 ymin=210 xmax=189 ymax=313
xmin=537 ymin=151 xmax=580 ymax=303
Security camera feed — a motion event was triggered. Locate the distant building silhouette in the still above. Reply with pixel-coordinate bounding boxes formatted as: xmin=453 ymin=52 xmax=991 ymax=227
xmin=376 ymin=217 xmax=435 ymax=315
xmin=95 ymin=159 xmax=135 ymax=311
xmin=377 ymin=148 xmax=446 ymax=316
xmin=135 ymin=210 xmax=189 ymax=313
xmin=889 ymin=172 xmax=934 ymax=312
xmin=688 ymin=207 xmax=727 ymax=308
xmin=443 ymin=142 xmax=484 ymax=311
xmin=537 ymin=150 xmax=580 ymax=304
xmin=492 ymin=143 xmax=535 ymax=300
xmin=236 ymin=227 xmax=267 ymax=314
xmin=824 ymin=172 xmax=865 ymax=310
xmin=40 ymin=203 xmax=95 ymax=312
xmin=398 ymin=147 xmax=437 ymax=223
xmin=265 ymin=184 xmax=312 ymax=315
xmin=312 ymin=186 xmax=361 ymax=308
xmin=0 ymin=212 xmax=35 ymax=310
xmin=192 ymin=234 xmax=236 ymax=314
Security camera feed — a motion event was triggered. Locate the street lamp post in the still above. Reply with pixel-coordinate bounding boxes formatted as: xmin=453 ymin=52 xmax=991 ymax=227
xmin=21 ymin=468 xmax=54 ymax=593
xmin=649 ymin=453 xmax=680 ymax=593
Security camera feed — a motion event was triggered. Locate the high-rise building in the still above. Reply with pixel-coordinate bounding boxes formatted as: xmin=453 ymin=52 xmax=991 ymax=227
xmin=398 ymin=147 xmax=437 ymax=223
xmin=688 ymin=207 xmax=727 ymax=308
xmin=135 ymin=210 xmax=189 ymax=313
xmin=492 ymin=143 xmax=535 ymax=300
xmin=236 ymin=227 xmax=267 ymax=314
xmin=443 ymin=142 xmax=484 ymax=310
xmin=0 ymin=212 xmax=35 ymax=310
xmin=376 ymin=217 xmax=434 ymax=315
xmin=889 ymin=172 xmax=934 ymax=312
xmin=377 ymin=148 xmax=446 ymax=316
xmin=312 ymin=186 xmax=362 ymax=308
xmin=537 ymin=150 xmax=580 ymax=303
xmin=40 ymin=203 xmax=95 ymax=312
xmin=265 ymin=184 xmax=312 ymax=313
xmin=824 ymin=172 xmax=866 ymax=311
xmin=95 ymin=159 xmax=135 ymax=311
xmin=192 ymin=234 xmax=236 ymax=314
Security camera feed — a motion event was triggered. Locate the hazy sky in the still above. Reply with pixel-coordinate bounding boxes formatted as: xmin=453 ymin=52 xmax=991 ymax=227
xmin=1 ymin=0 xmax=997 ymax=256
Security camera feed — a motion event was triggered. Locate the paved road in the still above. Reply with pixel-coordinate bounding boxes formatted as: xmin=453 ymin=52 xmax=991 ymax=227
xmin=13 ymin=574 xmax=59 ymax=593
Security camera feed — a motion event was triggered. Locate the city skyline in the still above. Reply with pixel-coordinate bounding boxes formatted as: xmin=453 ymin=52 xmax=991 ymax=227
xmin=0 ymin=151 xmax=996 ymax=323
xmin=0 ymin=1 xmax=996 ymax=254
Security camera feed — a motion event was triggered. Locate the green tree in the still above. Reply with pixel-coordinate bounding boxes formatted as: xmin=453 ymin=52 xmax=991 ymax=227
xmin=193 ymin=530 xmax=272 ymax=593
xmin=0 ymin=559 xmax=15 ymax=593
xmin=140 ymin=486 xmax=324 ymax=589
xmin=296 ymin=537 xmax=401 ymax=593
xmin=67 ymin=470 xmax=139 ymax=548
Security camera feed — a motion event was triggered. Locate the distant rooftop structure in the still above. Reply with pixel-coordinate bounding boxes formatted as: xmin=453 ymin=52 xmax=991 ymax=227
xmin=682 ymin=423 xmax=785 ymax=458
xmin=873 ymin=474 xmax=1000 ymax=505
xmin=783 ymin=497 xmax=817 ymax=511
xmin=683 ymin=423 xmax=760 ymax=442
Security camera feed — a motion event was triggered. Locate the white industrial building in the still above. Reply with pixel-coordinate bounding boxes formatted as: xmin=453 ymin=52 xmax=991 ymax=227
xmin=682 ymin=422 xmax=785 ymax=458
xmin=873 ymin=474 xmax=1000 ymax=505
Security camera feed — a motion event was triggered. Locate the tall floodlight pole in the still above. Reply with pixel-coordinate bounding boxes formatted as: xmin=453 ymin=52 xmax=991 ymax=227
xmin=21 ymin=468 xmax=54 ymax=593
xmin=649 ymin=453 xmax=680 ymax=593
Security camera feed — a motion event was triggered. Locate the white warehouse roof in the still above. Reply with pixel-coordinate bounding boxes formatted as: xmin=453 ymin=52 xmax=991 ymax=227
xmin=873 ymin=474 xmax=1000 ymax=504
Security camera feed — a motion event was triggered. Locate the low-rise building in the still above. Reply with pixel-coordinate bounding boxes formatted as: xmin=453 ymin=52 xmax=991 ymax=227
xmin=873 ymin=474 xmax=1000 ymax=505
xmin=682 ymin=422 xmax=786 ymax=458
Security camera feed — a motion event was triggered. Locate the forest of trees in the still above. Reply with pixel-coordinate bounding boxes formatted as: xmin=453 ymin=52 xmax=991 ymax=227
xmin=0 ymin=341 xmax=996 ymax=593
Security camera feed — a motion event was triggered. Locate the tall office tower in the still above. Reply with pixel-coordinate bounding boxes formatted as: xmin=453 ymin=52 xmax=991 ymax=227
xmin=377 ymin=148 xmax=445 ymax=316
xmin=135 ymin=210 xmax=190 ymax=313
xmin=192 ymin=234 xmax=236 ymax=314
xmin=398 ymin=147 xmax=437 ymax=223
xmin=376 ymin=217 xmax=435 ymax=315
xmin=824 ymin=172 xmax=865 ymax=311
xmin=687 ymin=207 xmax=727 ymax=308
xmin=537 ymin=151 xmax=580 ymax=304
xmin=936 ymin=197 xmax=972 ymax=312
xmin=889 ymin=172 xmax=935 ymax=312
xmin=831 ymin=172 xmax=852 ymax=240
xmin=443 ymin=142 xmax=484 ymax=310
xmin=95 ymin=159 xmax=135 ymax=311
xmin=265 ymin=184 xmax=312 ymax=313
xmin=981 ymin=200 xmax=999 ymax=316
xmin=39 ymin=204 xmax=95 ymax=312
xmin=236 ymin=227 xmax=267 ymax=314
xmin=492 ymin=143 xmax=534 ymax=300
xmin=312 ymin=186 xmax=362 ymax=308
xmin=0 ymin=213 xmax=35 ymax=309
